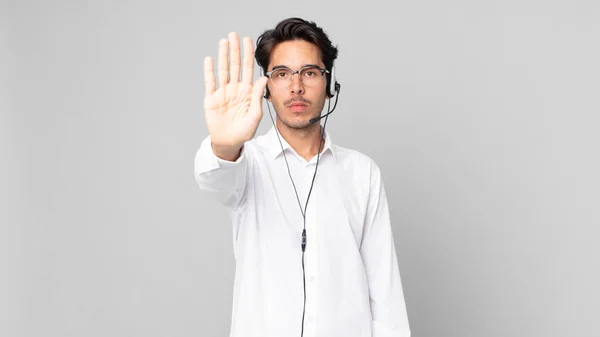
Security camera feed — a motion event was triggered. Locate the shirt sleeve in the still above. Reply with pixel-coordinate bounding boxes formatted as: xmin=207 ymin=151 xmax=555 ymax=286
xmin=194 ymin=135 xmax=249 ymax=210
xmin=360 ymin=161 xmax=411 ymax=337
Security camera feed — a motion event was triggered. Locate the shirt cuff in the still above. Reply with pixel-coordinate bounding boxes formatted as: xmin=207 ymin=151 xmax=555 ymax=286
xmin=196 ymin=135 xmax=246 ymax=173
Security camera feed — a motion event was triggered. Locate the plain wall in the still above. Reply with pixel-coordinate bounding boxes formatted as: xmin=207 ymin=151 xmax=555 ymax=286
xmin=2 ymin=0 xmax=599 ymax=336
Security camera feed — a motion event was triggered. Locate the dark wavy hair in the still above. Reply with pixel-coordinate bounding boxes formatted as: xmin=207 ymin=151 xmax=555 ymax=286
xmin=255 ymin=17 xmax=338 ymax=97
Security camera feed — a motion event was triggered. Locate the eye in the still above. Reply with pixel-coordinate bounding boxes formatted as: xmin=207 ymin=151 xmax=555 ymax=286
xmin=302 ymin=67 xmax=322 ymax=77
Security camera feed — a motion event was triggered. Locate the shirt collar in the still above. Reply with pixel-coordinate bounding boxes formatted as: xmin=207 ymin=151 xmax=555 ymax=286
xmin=264 ymin=126 xmax=336 ymax=162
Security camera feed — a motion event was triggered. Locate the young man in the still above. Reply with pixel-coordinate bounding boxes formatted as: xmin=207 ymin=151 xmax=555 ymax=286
xmin=195 ymin=17 xmax=411 ymax=337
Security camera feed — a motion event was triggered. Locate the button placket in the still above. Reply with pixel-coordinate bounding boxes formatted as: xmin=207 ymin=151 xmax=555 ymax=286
xmin=304 ymin=168 xmax=319 ymax=337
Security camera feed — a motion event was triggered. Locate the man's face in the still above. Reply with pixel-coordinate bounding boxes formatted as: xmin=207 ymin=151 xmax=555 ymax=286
xmin=266 ymin=40 xmax=328 ymax=130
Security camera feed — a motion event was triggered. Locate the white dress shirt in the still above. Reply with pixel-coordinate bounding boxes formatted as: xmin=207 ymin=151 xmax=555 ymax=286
xmin=194 ymin=126 xmax=411 ymax=337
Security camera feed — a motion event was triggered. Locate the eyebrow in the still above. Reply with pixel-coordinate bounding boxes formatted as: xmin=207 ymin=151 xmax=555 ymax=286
xmin=270 ymin=64 xmax=321 ymax=71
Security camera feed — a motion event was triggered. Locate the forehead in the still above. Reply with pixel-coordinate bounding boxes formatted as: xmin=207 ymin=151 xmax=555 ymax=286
xmin=268 ymin=40 xmax=323 ymax=69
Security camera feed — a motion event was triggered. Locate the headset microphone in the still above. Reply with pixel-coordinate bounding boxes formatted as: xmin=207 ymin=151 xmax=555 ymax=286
xmin=310 ymin=81 xmax=341 ymax=124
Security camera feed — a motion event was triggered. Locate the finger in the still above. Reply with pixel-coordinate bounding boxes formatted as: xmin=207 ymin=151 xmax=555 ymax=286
xmin=228 ymin=32 xmax=241 ymax=83
xmin=204 ymin=56 xmax=216 ymax=95
xmin=217 ymin=38 xmax=229 ymax=90
xmin=241 ymin=36 xmax=255 ymax=85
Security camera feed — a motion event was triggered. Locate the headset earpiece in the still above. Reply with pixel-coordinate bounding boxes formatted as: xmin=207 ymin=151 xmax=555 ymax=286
xmin=328 ymin=65 xmax=340 ymax=98
xmin=263 ymin=73 xmax=270 ymax=99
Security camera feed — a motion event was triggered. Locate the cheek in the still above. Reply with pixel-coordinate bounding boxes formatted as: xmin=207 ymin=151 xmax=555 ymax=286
xmin=270 ymin=95 xmax=285 ymax=111
xmin=314 ymin=88 xmax=329 ymax=103
xmin=316 ymin=82 xmax=329 ymax=98
xmin=268 ymin=86 xmax=284 ymax=101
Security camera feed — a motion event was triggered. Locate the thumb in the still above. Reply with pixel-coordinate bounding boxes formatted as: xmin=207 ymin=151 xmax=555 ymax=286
xmin=250 ymin=76 xmax=269 ymax=107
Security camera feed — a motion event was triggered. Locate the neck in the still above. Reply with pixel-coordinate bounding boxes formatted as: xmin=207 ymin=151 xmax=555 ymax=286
xmin=276 ymin=121 xmax=325 ymax=161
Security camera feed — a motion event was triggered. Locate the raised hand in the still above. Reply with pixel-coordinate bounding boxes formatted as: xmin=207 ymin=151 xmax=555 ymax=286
xmin=204 ymin=32 xmax=268 ymax=161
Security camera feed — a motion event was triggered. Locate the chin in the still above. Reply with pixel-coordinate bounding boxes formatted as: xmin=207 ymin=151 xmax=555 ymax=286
xmin=281 ymin=116 xmax=314 ymax=130
xmin=285 ymin=120 xmax=312 ymax=130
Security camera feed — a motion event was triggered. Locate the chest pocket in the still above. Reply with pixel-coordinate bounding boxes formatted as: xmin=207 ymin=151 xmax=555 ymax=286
xmin=315 ymin=169 xmax=369 ymax=250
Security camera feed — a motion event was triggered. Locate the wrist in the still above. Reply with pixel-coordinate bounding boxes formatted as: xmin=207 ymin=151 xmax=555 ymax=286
xmin=211 ymin=143 xmax=242 ymax=162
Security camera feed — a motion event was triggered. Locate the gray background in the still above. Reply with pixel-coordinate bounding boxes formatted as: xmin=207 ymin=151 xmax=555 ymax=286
xmin=2 ymin=0 xmax=599 ymax=336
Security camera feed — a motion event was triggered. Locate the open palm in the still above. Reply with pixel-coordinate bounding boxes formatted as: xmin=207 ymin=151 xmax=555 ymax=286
xmin=204 ymin=32 xmax=268 ymax=150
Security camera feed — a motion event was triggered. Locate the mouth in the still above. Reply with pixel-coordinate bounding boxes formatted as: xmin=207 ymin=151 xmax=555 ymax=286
xmin=287 ymin=102 xmax=309 ymax=112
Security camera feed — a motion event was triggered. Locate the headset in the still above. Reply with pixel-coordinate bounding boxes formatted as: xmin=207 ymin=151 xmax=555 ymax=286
xmin=263 ymin=63 xmax=340 ymax=337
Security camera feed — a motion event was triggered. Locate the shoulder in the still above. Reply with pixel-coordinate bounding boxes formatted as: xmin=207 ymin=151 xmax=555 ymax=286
xmin=241 ymin=129 xmax=279 ymax=158
xmin=250 ymin=130 xmax=271 ymax=149
xmin=331 ymin=144 xmax=383 ymax=184
xmin=332 ymin=144 xmax=381 ymax=171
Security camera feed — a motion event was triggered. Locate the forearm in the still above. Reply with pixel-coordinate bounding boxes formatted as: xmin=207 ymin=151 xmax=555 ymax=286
xmin=361 ymin=164 xmax=411 ymax=337
xmin=194 ymin=135 xmax=248 ymax=209
xmin=365 ymin=237 xmax=411 ymax=337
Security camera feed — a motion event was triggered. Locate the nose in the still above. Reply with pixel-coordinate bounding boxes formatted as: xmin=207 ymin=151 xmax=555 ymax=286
xmin=290 ymin=73 xmax=305 ymax=95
